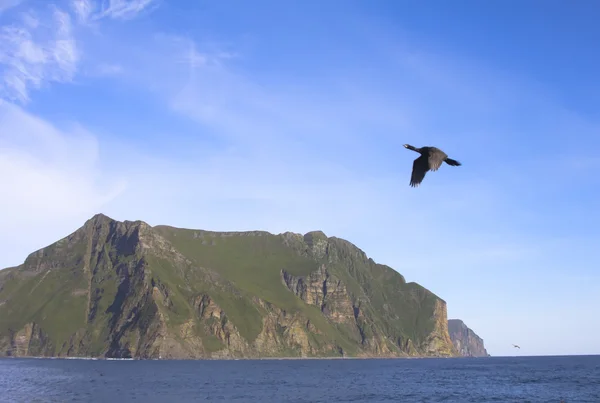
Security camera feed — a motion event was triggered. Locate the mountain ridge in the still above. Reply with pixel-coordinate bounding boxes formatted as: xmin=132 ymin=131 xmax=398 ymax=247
xmin=0 ymin=213 xmax=458 ymax=359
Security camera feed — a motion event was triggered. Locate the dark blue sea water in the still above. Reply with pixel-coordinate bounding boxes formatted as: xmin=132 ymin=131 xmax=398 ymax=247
xmin=0 ymin=356 xmax=598 ymax=402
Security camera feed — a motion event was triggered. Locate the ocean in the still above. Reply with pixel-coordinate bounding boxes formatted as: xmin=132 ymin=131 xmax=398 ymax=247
xmin=0 ymin=355 xmax=598 ymax=402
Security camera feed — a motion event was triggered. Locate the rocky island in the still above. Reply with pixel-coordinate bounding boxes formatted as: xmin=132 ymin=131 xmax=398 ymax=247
xmin=0 ymin=213 xmax=462 ymax=359
xmin=448 ymin=319 xmax=490 ymax=357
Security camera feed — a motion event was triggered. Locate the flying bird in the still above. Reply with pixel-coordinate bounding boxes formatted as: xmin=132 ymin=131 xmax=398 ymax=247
xmin=512 ymin=344 xmax=520 ymax=349
xmin=403 ymin=144 xmax=461 ymax=187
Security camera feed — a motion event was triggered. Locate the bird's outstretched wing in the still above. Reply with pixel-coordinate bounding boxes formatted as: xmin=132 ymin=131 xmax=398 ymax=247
xmin=428 ymin=148 xmax=448 ymax=171
xmin=410 ymin=155 xmax=429 ymax=187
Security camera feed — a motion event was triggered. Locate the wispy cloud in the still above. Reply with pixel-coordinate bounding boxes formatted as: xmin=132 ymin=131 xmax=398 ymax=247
xmin=140 ymin=37 xmax=412 ymax=169
xmin=71 ymin=0 xmax=95 ymax=23
xmin=0 ymin=0 xmax=158 ymax=103
xmin=0 ymin=0 xmax=22 ymax=14
xmin=72 ymin=0 xmax=158 ymax=23
xmin=97 ymin=0 xmax=158 ymax=20
xmin=0 ymin=100 xmax=127 ymax=265
xmin=0 ymin=8 xmax=78 ymax=102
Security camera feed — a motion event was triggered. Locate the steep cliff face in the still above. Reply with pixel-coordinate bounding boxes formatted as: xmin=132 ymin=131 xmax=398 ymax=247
xmin=0 ymin=214 xmax=458 ymax=359
xmin=448 ymin=319 xmax=490 ymax=357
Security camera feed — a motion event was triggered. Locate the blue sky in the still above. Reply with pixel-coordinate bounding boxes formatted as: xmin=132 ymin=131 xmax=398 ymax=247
xmin=1 ymin=0 xmax=599 ymax=357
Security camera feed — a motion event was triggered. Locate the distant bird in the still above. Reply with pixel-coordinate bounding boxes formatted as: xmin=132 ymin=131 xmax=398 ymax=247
xmin=403 ymin=144 xmax=461 ymax=187
xmin=512 ymin=344 xmax=520 ymax=349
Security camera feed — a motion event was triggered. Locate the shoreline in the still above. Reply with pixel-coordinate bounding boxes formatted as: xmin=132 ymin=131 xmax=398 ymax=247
xmin=0 ymin=355 xmax=470 ymax=361
xmin=3 ymin=355 xmax=599 ymax=361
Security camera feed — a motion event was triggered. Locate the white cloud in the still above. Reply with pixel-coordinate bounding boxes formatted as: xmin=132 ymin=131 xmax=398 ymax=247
xmin=0 ymin=100 xmax=126 ymax=267
xmin=0 ymin=0 xmax=22 ymax=14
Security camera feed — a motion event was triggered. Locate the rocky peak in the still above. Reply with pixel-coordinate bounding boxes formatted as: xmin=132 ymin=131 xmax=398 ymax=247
xmin=303 ymin=231 xmax=328 ymax=244
xmin=301 ymin=231 xmax=328 ymax=259
xmin=86 ymin=212 xmax=112 ymax=223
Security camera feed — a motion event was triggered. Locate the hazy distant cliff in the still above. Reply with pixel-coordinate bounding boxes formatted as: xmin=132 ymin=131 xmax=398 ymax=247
xmin=448 ymin=319 xmax=489 ymax=357
xmin=0 ymin=214 xmax=459 ymax=359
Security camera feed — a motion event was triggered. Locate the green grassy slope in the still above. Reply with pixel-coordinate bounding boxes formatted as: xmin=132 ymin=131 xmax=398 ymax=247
xmin=0 ymin=235 xmax=89 ymax=354
xmin=152 ymin=226 xmax=361 ymax=353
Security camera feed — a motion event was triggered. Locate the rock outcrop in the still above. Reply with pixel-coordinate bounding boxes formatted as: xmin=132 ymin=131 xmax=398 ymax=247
xmin=448 ymin=319 xmax=490 ymax=357
xmin=0 ymin=213 xmax=459 ymax=359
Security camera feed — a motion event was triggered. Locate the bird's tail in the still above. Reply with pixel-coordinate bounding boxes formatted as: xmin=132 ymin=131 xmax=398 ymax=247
xmin=445 ymin=158 xmax=461 ymax=166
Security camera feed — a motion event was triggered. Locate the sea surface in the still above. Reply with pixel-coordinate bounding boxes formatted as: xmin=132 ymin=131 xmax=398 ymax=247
xmin=0 ymin=355 xmax=598 ymax=402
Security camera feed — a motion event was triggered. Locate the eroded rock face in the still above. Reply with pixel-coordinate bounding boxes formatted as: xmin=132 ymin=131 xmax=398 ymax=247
xmin=448 ymin=319 xmax=490 ymax=357
xmin=6 ymin=323 xmax=53 ymax=357
xmin=419 ymin=300 xmax=457 ymax=357
xmin=0 ymin=213 xmax=459 ymax=359
xmin=280 ymin=264 xmax=457 ymax=358
xmin=194 ymin=294 xmax=250 ymax=357
xmin=281 ymin=265 xmax=355 ymax=324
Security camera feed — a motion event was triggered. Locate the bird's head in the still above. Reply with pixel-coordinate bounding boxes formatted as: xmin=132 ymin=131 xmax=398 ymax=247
xmin=403 ymin=144 xmax=409 ymax=148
